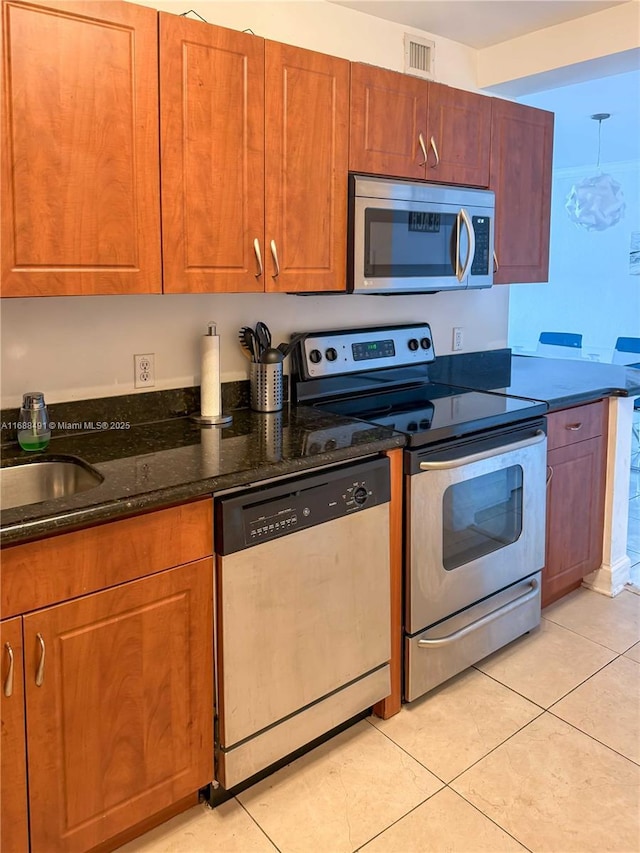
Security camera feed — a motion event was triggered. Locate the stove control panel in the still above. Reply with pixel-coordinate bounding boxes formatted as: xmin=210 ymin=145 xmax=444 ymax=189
xmin=298 ymin=323 xmax=435 ymax=379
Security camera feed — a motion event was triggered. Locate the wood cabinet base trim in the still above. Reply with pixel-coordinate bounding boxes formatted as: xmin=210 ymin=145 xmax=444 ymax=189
xmin=373 ymin=447 xmax=402 ymax=719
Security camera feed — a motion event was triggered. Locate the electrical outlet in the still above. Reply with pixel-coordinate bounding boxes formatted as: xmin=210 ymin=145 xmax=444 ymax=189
xmin=134 ymin=353 xmax=155 ymax=389
xmin=452 ymin=327 xmax=464 ymax=351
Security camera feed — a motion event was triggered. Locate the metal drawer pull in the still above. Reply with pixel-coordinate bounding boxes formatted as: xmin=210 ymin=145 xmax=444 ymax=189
xmin=3 ymin=643 xmax=14 ymax=697
xmin=417 ymin=578 xmax=539 ymax=648
xmin=566 ymin=423 xmax=583 ymax=431
xmin=418 ymin=133 xmax=428 ymax=166
xmin=253 ymin=238 xmax=263 ymax=278
xmin=547 ymin=465 xmax=554 ymax=486
xmin=35 ymin=633 xmax=45 ymax=687
xmin=429 ymin=135 xmax=440 ymax=167
xmin=420 ymin=429 xmax=546 ymax=470
xmin=270 ymin=240 xmax=280 ymax=278
xmin=493 ymin=251 xmax=499 ymax=273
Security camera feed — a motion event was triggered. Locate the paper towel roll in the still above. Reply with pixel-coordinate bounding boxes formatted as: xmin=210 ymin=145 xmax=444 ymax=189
xmin=200 ymin=325 xmax=221 ymax=419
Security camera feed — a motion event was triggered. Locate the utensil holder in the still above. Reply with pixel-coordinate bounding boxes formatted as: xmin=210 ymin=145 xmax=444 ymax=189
xmin=250 ymin=362 xmax=283 ymax=412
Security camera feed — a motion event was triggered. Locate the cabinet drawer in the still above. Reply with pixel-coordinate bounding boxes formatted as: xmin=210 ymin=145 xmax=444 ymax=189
xmin=546 ymin=399 xmax=608 ymax=451
xmin=1 ymin=500 xmax=213 ymax=618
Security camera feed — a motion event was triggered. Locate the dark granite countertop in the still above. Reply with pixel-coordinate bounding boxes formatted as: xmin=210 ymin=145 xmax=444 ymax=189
xmin=431 ymin=350 xmax=640 ymax=411
xmin=0 ymin=404 xmax=404 ymax=547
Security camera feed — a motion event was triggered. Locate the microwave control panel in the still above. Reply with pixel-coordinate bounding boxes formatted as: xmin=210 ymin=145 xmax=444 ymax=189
xmin=297 ymin=323 xmax=435 ymax=379
xmin=470 ymin=216 xmax=491 ymax=276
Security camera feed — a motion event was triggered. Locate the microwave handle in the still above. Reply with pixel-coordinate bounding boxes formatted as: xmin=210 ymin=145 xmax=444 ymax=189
xmin=456 ymin=208 xmax=475 ymax=283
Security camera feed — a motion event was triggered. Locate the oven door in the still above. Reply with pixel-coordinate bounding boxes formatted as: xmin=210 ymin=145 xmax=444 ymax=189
xmin=406 ymin=422 xmax=547 ymax=634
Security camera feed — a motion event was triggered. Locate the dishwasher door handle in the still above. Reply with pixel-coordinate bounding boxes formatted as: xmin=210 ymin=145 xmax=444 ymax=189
xmin=419 ymin=430 xmax=546 ymax=471
xmin=417 ymin=578 xmax=539 ymax=648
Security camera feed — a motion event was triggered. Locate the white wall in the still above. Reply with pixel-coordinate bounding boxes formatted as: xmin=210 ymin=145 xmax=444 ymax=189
xmin=1 ymin=0 xmax=509 ymax=409
xmin=507 ymin=71 xmax=640 ymax=359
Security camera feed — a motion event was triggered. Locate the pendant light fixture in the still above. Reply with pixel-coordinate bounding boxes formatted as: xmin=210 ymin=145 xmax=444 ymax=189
xmin=565 ymin=113 xmax=625 ymax=232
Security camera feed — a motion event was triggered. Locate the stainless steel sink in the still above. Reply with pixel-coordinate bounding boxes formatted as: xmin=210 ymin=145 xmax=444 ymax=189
xmin=0 ymin=457 xmax=103 ymax=510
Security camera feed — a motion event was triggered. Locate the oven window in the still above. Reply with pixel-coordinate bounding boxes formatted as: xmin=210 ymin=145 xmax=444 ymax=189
xmin=364 ymin=207 xmax=458 ymax=278
xmin=442 ymin=465 xmax=523 ymax=570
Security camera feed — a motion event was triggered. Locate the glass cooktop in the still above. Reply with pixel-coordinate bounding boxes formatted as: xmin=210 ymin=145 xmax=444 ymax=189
xmin=314 ymin=382 xmax=547 ymax=447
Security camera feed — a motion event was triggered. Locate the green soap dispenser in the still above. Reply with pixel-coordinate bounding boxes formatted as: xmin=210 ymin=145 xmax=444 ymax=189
xmin=17 ymin=392 xmax=51 ymax=451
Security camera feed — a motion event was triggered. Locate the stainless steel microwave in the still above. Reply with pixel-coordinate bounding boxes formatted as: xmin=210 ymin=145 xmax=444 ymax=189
xmin=348 ymin=174 xmax=495 ymax=294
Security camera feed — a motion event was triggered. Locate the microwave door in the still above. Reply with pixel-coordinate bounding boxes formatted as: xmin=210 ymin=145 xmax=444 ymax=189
xmin=353 ymin=197 xmax=462 ymax=294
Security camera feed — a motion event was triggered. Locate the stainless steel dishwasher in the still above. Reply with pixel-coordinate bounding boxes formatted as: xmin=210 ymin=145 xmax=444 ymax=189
xmin=214 ymin=457 xmax=391 ymax=789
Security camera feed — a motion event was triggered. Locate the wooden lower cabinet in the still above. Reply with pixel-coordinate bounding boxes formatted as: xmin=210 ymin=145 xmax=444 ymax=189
xmin=1 ymin=558 xmax=213 ymax=853
xmin=1 ymin=617 xmax=29 ymax=853
xmin=542 ymin=401 xmax=608 ymax=607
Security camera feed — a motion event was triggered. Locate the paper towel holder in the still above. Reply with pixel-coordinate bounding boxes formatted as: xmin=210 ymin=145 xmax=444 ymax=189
xmin=192 ymin=321 xmax=233 ymax=427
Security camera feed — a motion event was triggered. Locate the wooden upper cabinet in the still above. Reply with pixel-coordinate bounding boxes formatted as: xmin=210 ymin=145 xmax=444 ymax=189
xmin=160 ymin=14 xmax=265 ymax=293
xmin=1 ymin=617 xmax=29 ymax=853
xmin=24 ymin=561 xmax=213 ymax=853
xmin=490 ymin=98 xmax=554 ymax=284
xmin=0 ymin=0 xmax=162 ymax=297
xmin=349 ymin=63 xmax=428 ymax=179
xmin=426 ymin=82 xmax=491 ymax=187
xmin=349 ymin=65 xmax=490 ymax=186
xmin=265 ymin=41 xmax=349 ymax=292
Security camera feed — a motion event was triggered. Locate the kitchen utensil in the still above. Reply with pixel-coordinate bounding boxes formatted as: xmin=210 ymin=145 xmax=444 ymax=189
xmin=260 ymin=347 xmax=284 ymax=364
xmin=250 ymin=361 xmax=283 ymax=412
xmin=255 ymin=321 xmax=272 ymax=358
xmin=276 ymin=332 xmax=306 ymax=359
xmin=239 ymin=326 xmax=259 ymax=362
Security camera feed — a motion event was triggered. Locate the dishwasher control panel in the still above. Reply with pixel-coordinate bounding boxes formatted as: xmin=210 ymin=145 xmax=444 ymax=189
xmin=215 ymin=457 xmax=390 ymax=555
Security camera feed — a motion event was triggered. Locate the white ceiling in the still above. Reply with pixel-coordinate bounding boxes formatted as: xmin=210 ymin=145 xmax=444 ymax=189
xmin=328 ymin=0 xmax=628 ymax=49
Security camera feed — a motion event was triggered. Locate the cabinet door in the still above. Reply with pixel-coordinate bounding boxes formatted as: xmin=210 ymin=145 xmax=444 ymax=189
xmin=265 ymin=42 xmax=349 ymax=293
xmin=543 ymin=437 xmax=606 ymax=607
xmin=426 ymin=83 xmax=491 ymax=187
xmin=24 ymin=560 xmax=213 ymax=853
xmin=349 ymin=63 xmax=428 ymax=179
xmin=490 ymin=99 xmax=553 ymax=284
xmin=1 ymin=0 xmax=161 ymax=296
xmin=160 ymin=14 xmax=265 ymax=293
xmin=1 ymin=617 xmax=28 ymax=853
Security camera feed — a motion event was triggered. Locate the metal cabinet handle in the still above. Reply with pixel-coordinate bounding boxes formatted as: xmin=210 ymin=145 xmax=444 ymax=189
xmin=418 ymin=579 xmax=539 ymax=647
xmin=547 ymin=465 xmax=554 ymax=486
xmin=3 ymin=643 xmax=14 ymax=697
xmin=429 ymin=135 xmax=440 ymax=168
xmin=270 ymin=239 xmax=280 ymax=278
xmin=253 ymin=238 xmax=263 ymax=278
xmin=566 ymin=423 xmax=583 ymax=431
xmin=418 ymin=133 xmax=428 ymax=166
xmin=35 ymin=633 xmax=45 ymax=687
xmin=493 ymin=250 xmax=499 ymax=273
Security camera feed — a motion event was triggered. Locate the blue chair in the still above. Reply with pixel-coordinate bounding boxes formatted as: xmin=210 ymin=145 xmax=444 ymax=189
xmin=612 ymin=337 xmax=640 ymax=366
xmin=536 ymin=332 xmax=583 ymax=359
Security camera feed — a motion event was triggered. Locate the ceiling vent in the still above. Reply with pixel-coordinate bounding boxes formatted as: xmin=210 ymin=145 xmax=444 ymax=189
xmin=404 ymin=33 xmax=435 ymax=80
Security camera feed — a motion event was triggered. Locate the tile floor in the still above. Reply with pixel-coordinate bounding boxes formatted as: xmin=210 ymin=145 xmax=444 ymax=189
xmin=121 ymin=585 xmax=640 ymax=853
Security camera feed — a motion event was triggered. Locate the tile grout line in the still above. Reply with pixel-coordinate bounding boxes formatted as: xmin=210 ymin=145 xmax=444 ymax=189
xmin=539 ymin=609 xmax=639 ymax=656
xmin=544 ymin=707 xmax=640 ymax=768
xmin=235 ymin=796 xmax=284 ymax=853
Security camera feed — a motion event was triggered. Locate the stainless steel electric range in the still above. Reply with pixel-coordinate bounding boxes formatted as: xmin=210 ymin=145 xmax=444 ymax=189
xmin=291 ymin=323 xmax=548 ymax=701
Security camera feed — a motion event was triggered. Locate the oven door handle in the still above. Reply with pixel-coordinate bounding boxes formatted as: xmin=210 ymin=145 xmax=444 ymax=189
xmin=417 ymin=578 xmax=539 ymax=648
xmin=419 ymin=429 xmax=546 ymax=471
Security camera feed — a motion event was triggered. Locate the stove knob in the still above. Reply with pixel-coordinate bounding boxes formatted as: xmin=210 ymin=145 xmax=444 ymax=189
xmin=325 ymin=347 xmax=338 ymax=362
xmin=407 ymin=421 xmax=418 ymax=431
xmin=420 ymin=337 xmax=432 ymax=350
xmin=309 ymin=349 xmax=322 ymax=364
xmin=408 ymin=338 xmax=419 ymax=351
xmin=324 ymin=438 xmax=337 ymax=451
xmin=353 ymin=486 xmax=368 ymax=505
xmin=419 ymin=418 xmax=431 ymax=430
